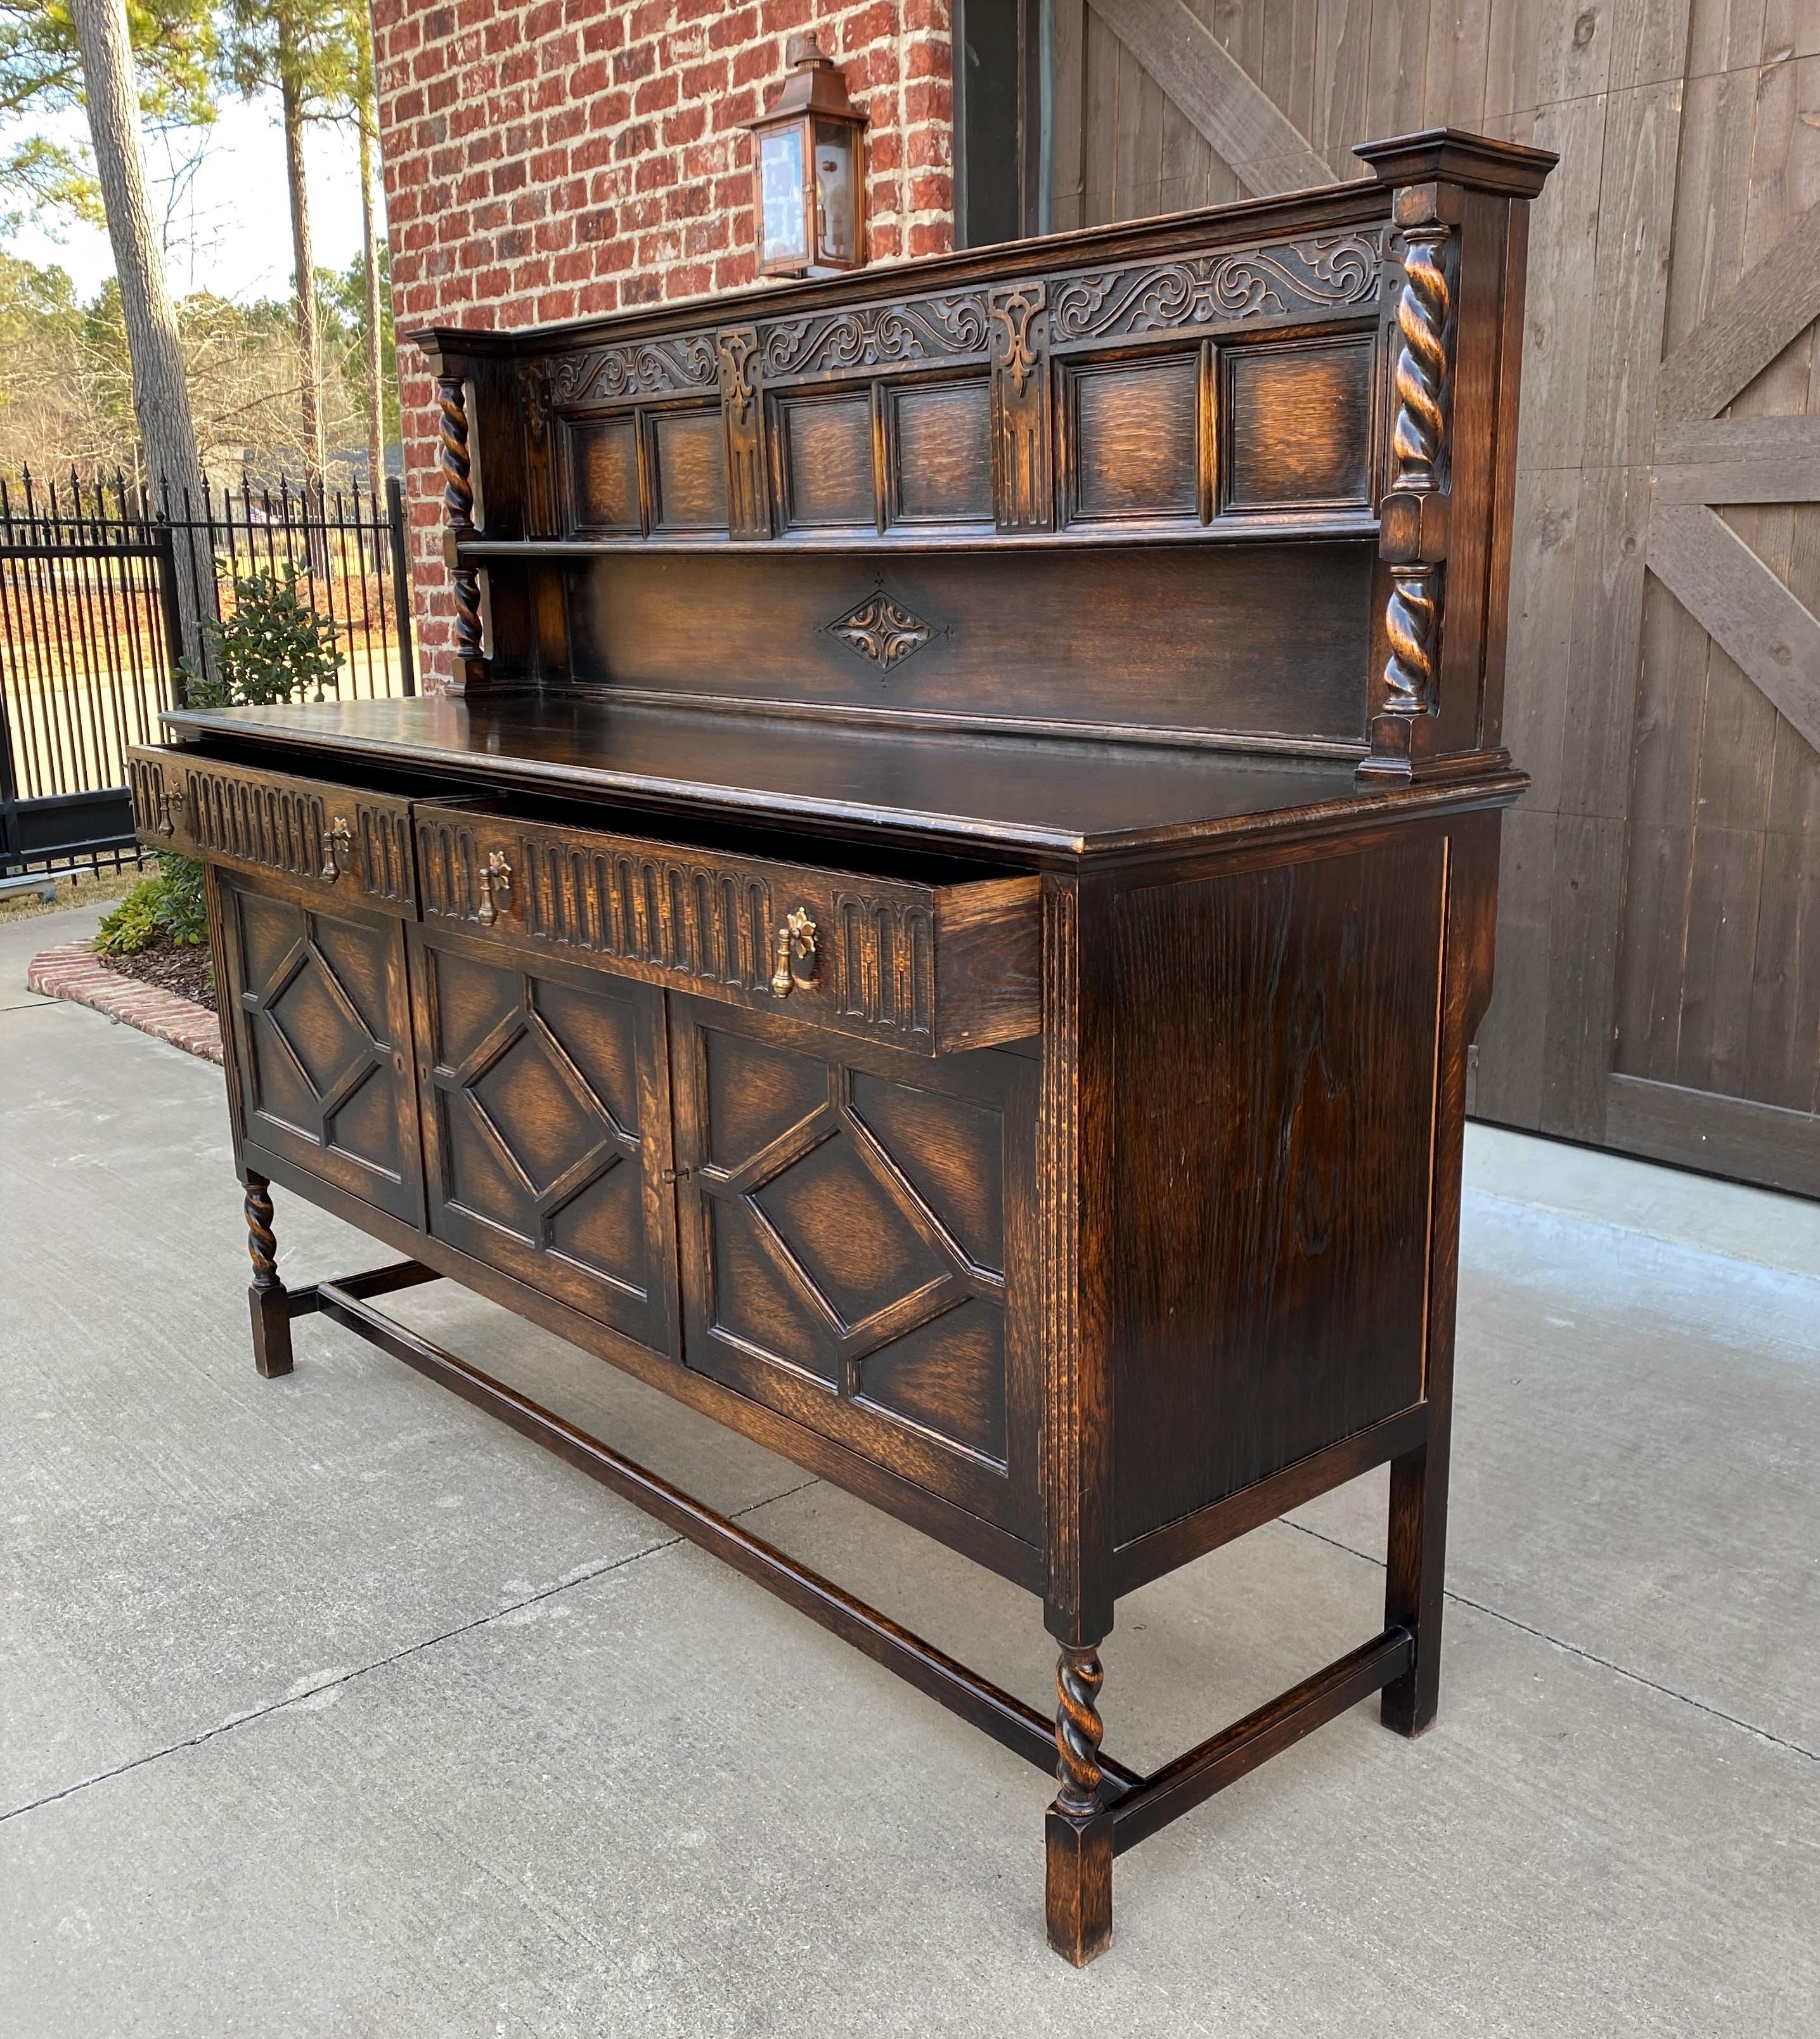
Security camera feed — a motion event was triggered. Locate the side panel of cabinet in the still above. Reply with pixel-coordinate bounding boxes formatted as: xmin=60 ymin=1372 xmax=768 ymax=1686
xmin=216 ymin=867 xmax=425 ymax=1226
xmin=1106 ymin=828 xmax=1450 ymax=1547
xmin=668 ymin=997 xmax=1038 ymax=1537
xmin=408 ymin=922 xmax=679 ymax=1356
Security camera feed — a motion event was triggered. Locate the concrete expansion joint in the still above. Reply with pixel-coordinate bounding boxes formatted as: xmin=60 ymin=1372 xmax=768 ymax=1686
xmin=0 ymin=1473 xmax=822 ymax=1830
xmin=1284 ymin=1520 xmax=1820 ymax=1766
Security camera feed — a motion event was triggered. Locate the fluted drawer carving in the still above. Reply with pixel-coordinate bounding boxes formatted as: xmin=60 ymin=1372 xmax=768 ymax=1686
xmin=126 ymin=745 xmax=417 ymax=916
xmin=413 ymin=801 xmax=1042 ymax=1056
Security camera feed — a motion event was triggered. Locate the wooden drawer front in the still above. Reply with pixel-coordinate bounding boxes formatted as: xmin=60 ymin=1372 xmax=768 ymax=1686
xmin=413 ymin=803 xmax=1040 ymax=1056
xmin=670 ymin=999 xmax=1037 ymax=1536
xmin=127 ymin=746 xmax=187 ymax=850
xmin=217 ymin=869 xmax=424 ymax=1227
xmin=129 ymin=745 xmax=415 ymax=917
xmin=411 ymin=924 xmax=678 ymax=1354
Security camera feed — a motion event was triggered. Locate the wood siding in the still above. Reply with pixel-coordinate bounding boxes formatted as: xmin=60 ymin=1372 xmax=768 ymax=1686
xmin=1052 ymin=0 xmax=1820 ymax=1195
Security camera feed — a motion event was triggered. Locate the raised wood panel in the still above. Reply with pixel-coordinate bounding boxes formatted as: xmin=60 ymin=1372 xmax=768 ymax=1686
xmin=570 ymin=415 xmax=641 ymax=534
xmin=411 ymin=924 xmax=677 ymax=1350
xmin=647 ymin=406 xmax=728 ymax=534
xmin=217 ymin=872 xmax=425 ymax=1227
xmin=1223 ymin=335 xmax=1374 ymax=512
xmin=776 ymin=389 xmax=877 ymax=530
xmin=1064 ymin=351 xmax=1200 ymax=525
xmin=1107 ymin=831 xmax=1445 ymax=1545
xmin=670 ymin=999 xmax=1038 ymax=1532
xmin=890 ymin=378 xmax=993 ymax=526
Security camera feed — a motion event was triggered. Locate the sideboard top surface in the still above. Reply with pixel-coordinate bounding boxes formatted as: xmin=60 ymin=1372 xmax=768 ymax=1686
xmin=162 ymin=696 xmax=1525 ymax=862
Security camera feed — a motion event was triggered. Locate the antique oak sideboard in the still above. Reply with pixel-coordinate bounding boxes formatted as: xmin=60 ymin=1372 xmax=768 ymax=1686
xmin=131 ymin=131 xmax=1552 ymax=1963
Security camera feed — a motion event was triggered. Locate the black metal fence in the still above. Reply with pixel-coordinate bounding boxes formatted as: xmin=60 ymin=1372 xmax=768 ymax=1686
xmin=0 ymin=469 xmax=416 ymax=874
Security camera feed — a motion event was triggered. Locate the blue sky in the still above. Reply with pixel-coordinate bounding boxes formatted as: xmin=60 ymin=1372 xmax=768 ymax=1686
xmin=11 ymin=91 xmax=375 ymax=302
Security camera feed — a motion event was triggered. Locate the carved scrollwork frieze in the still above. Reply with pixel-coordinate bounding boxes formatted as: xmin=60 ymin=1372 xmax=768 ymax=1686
xmin=758 ymin=292 xmax=991 ymax=381
xmin=1049 ymin=230 xmax=1383 ymax=346
xmin=550 ymin=332 xmax=718 ymax=408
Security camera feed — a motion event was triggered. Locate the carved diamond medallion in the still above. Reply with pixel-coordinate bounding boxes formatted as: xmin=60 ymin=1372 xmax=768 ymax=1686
xmin=827 ymin=592 xmax=936 ymax=673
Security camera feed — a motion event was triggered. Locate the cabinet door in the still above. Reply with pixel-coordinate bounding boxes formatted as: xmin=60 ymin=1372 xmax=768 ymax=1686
xmin=669 ymin=997 xmax=1037 ymax=1536
xmin=216 ymin=868 xmax=425 ymax=1226
xmin=410 ymin=924 xmax=678 ymax=1355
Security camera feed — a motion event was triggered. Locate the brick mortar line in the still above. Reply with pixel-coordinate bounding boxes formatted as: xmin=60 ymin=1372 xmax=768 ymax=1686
xmin=25 ymin=940 xmax=223 ymax=1065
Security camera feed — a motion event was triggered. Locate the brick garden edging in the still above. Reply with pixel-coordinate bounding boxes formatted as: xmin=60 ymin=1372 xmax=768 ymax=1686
xmin=26 ymin=941 xmax=223 ymax=1065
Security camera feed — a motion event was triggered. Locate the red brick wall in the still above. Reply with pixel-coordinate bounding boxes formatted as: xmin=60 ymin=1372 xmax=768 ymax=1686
xmin=373 ymin=0 xmax=956 ymax=690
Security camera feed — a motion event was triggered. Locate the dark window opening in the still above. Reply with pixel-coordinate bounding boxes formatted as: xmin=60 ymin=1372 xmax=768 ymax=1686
xmin=955 ymin=0 xmax=1045 ymax=247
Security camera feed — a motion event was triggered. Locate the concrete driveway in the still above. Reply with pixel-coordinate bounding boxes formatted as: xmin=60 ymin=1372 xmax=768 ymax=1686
xmin=4 ymin=904 xmax=1817 ymax=2037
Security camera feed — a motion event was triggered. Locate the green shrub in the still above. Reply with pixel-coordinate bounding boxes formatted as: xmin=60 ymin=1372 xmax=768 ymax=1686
xmin=103 ymin=567 xmax=337 ymax=964
xmin=94 ymin=879 xmax=167 ymax=956
xmin=180 ymin=560 xmax=340 ymax=709
xmin=94 ymin=856 xmax=209 ymax=956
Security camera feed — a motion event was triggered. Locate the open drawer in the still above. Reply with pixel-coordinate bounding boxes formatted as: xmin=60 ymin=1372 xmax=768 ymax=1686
xmin=127 ymin=744 xmax=417 ymax=918
xmin=412 ymin=799 xmax=1041 ymax=1056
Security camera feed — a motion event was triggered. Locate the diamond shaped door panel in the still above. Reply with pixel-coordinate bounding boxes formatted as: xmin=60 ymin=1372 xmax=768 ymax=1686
xmin=412 ymin=925 xmax=676 ymax=1353
xmin=217 ymin=872 xmax=424 ymax=1225
xmin=671 ymin=998 xmax=1036 ymax=1534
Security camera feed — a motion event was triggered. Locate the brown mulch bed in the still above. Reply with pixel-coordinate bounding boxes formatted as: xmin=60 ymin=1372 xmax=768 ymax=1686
xmin=94 ymin=940 xmax=218 ymax=1013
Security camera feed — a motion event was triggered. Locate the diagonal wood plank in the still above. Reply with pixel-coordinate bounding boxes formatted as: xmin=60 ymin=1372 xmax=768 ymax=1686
xmin=1649 ymin=505 xmax=1820 ymax=757
xmin=1086 ymin=0 xmax=1335 ymax=198
xmin=1653 ymin=199 xmax=1820 ymax=427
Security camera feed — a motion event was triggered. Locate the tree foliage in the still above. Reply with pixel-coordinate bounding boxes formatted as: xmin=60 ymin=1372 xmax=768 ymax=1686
xmin=182 ymin=559 xmax=339 ymax=706
xmin=0 ymin=0 xmax=217 ymax=230
xmin=0 ymin=247 xmax=396 ymax=484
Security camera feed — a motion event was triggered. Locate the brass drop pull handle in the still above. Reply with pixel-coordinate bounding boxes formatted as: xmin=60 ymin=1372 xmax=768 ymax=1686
xmin=157 ymin=786 xmax=185 ymax=837
xmin=476 ymin=848 xmax=513 ymax=926
xmin=770 ymin=907 xmax=818 ymax=997
xmin=320 ymin=815 xmax=352 ymax=881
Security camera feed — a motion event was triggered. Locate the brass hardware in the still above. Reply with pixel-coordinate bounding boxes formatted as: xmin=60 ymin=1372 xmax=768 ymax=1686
xmin=157 ymin=786 xmax=186 ymax=837
xmin=320 ymin=815 xmax=353 ymax=881
xmin=659 ymin=1165 xmax=692 ymax=1186
xmin=770 ymin=907 xmax=818 ymax=996
xmin=476 ymin=847 xmax=513 ymax=926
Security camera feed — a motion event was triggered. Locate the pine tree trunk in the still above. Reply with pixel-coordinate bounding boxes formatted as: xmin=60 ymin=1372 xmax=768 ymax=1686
xmin=359 ymin=112 xmax=384 ymax=499
xmin=70 ymin=0 xmax=212 ymax=670
xmin=280 ymin=22 xmax=324 ymax=491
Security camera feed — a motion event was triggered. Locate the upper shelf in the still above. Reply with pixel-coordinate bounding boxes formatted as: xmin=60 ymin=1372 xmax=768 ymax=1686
xmin=455 ymin=512 xmax=1381 ymax=560
xmin=405 ymin=129 xmax=1556 ymax=780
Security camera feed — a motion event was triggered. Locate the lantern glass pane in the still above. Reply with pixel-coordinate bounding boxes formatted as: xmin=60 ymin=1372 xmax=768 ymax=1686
xmin=812 ymin=121 xmax=857 ymax=263
xmin=759 ymin=128 xmax=808 ymax=265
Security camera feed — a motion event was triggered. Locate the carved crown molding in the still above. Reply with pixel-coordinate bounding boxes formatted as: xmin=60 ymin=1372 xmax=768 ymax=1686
xmin=1049 ymin=228 xmax=1383 ymax=344
xmin=551 ymin=332 xmax=718 ymax=406
xmin=758 ymin=292 xmax=991 ymax=380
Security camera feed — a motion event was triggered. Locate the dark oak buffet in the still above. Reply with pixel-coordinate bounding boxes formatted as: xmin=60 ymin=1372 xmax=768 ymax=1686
xmin=134 ymin=130 xmax=1552 ymax=1963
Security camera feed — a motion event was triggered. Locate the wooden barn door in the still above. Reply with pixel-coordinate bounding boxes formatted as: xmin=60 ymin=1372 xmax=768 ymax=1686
xmin=1042 ymin=1 xmax=1820 ymax=1196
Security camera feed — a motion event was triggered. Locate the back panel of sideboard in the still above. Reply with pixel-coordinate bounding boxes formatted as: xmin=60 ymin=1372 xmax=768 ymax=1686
xmin=565 ymin=544 xmax=1375 ymax=746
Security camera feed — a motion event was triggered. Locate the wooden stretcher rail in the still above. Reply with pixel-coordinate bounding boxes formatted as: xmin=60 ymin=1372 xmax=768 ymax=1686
xmin=289 ymin=1260 xmax=1413 ymax=1852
